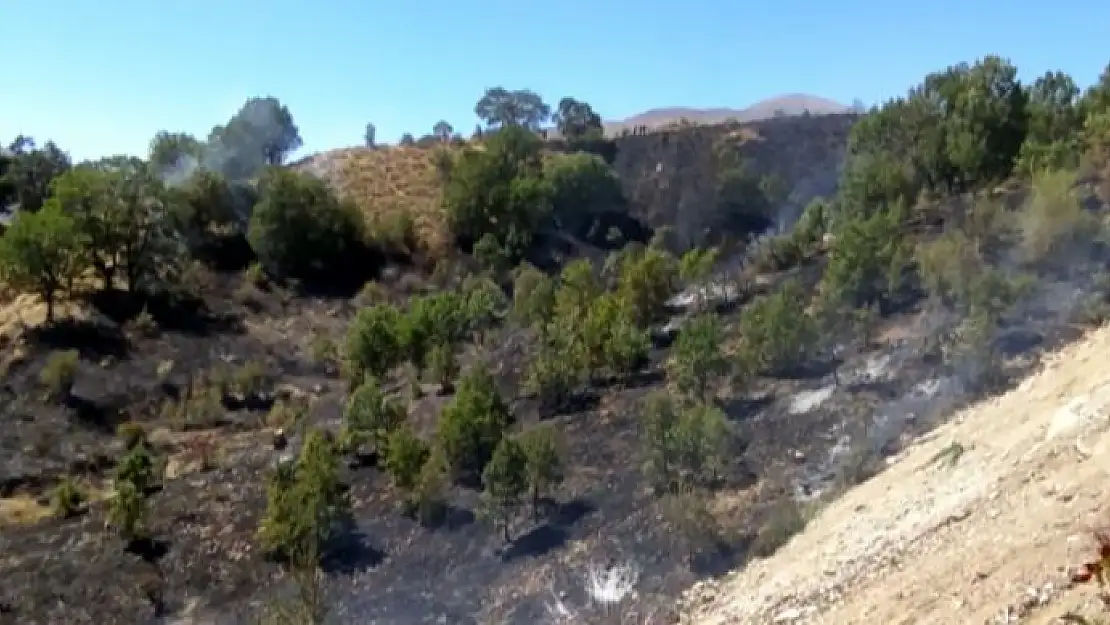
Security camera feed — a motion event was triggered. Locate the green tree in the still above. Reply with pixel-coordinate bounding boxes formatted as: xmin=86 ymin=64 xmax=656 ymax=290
xmin=668 ymin=313 xmax=728 ymax=401
xmin=674 ymin=403 xmax=731 ymax=486
xmin=545 ymin=152 xmax=625 ymax=240
xmin=257 ymin=429 xmax=351 ymax=563
xmin=382 ymin=426 xmax=430 ymax=493
xmin=511 ymin=264 xmax=556 ymax=327
xmin=820 ymin=201 xmax=912 ymax=309
xmin=364 ymin=123 xmax=377 ymax=148
xmin=481 ymin=436 xmax=529 ymax=542
xmin=518 ymin=425 xmax=564 ymax=520
xmin=0 ymin=201 xmax=84 ymax=322
xmin=339 ymin=376 xmax=405 ymax=455
xmin=737 ymin=279 xmax=817 ymax=376
xmin=474 ymin=87 xmax=551 ymax=131
xmin=207 ymin=96 xmax=302 ymax=179
xmin=436 ymin=367 xmax=512 ymax=480
xmin=615 ymin=244 xmax=679 ymax=326
xmin=0 ymin=136 xmax=72 ymax=212
xmin=148 ymin=131 xmax=204 ymax=179
xmin=640 ymin=391 xmax=682 ymax=492
xmin=443 ymin=124 xmax=552 ymax=261
xmin=345 ymin=303 xmax=404 ymax=383
xmin=553 ymin=97 xmax=603 ymax=140
xmin=108 ymin=479 xmax=149 ymax=541
xmin=432 ymin=120 xmax=454 ymax=143
xmin=1016 ymin=70 xmax=1082 ymax=174
xmin=248 ymin=168 xmax=367 ymax=283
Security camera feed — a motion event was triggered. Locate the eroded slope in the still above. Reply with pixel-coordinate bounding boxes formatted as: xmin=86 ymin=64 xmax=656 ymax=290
xmin=681 ymin=323 xmax=1110 ymax=625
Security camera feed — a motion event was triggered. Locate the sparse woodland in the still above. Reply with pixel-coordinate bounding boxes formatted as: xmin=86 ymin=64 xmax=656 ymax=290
xmin=1 ymin=58 xmax=1110 ymax=624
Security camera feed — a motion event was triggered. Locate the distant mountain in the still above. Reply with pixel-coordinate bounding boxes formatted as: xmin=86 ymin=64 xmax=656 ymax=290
xmin=604 ymin=93 xmax=852 ymax=135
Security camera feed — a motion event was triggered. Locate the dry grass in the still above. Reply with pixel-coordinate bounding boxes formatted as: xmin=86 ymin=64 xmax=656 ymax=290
xmin=0 ymin=495 xmax=53 ymax=527
xmin=297 ymin=145 xmax=458 ymax=258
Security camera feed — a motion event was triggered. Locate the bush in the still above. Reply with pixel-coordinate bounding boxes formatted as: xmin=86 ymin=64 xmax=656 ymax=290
xmin=435 ymin=368 xmax=512 ymax=480
xmin=339 ymin=376 xmax=404 ymax=455
xmin=256 ymin=428 xmax=350 ymax=563
xmin=345 ymin=304 xmax=404 ymax=384
xmin=668 ymin=313 xmax=728 ymax=401
xmin=382 ymin=426 xmax=429 ymax=492
xmin=737 ymin=279 xmax=817 ymax=377
xmin=247 ymin=168 xmax=369 ymax=285
xmin=39 ymin=349 xmax=79 ymax=401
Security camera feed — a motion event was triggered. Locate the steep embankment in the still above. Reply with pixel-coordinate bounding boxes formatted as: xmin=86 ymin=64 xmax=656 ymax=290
xmin=611 ymin=114 xmax=856 ymax=248
xmin=680 ymin=324 xmax=1110 ymax=624
xmin=292 ymin=114 xmax=857 ymax=256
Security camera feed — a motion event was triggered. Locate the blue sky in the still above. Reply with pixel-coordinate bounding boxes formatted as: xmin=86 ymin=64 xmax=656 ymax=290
xmin=2 ymin=0 xmax=1107 ymax=162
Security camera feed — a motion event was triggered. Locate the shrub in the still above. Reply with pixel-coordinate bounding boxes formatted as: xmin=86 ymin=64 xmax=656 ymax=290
xmin=382 ymin=426 xmax=429 ymax=492
xmin=344 ymin=303 xmax=404 ymax=384
xmin=39 ymin=349 xmax=79 ymax=401
xmin=247 ymin=168 xmax=368 ymax=284
xmin=435 ymin=368 xmax=512 ymax=480
xmin=339 ymin=376 xmax=404 ymax=454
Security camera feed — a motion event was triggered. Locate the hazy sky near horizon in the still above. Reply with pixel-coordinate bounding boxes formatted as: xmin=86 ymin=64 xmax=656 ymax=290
xmin=2 ymin=0 xmax=1107 ymax=162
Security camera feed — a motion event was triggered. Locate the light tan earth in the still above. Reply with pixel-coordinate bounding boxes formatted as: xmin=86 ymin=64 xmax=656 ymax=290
xmin=679 ymin=324 xmax=1110 ymax=625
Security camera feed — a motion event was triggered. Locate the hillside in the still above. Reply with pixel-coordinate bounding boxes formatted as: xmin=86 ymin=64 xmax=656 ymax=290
xmin=294 ymin=112 xmax=857 ymax=254
xmin=680 ymin=322 xmax=1110 ymax=624
xmin=604 ymin=94 xmax=852 ymax=135
xmin=1 ymin=57 xmax=1109 ymax=625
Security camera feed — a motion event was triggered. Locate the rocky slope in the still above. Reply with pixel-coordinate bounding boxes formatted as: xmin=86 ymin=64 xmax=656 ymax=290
xmin=680 ymin=323 xmax=1110 ymax=625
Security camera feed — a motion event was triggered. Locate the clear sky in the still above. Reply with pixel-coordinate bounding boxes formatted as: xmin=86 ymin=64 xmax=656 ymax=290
xmin=2 ymin=0 xmax=1107 ymax=162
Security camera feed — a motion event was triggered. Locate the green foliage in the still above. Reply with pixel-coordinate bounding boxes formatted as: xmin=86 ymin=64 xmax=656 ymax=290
xmin=256 ymin=429 xmax=350 ymax=563
xmin=0 ymin=136 xmax=72 ymax=213
xmin=674 ymin=403 xmax=731 ymax=486
xmin=553 ymin=97 xmax=603 ymax=141
xmin=425 ymin=342 xmax=460 ymax=391
xmin=545 ymin=151 xmax=624 ymax=239
xmin=382 ymin=426 xmax=430 ymax=492
xmin=640 ymin=391 xmax=682 ymax=491
xmin=339 ymin=376 xmax=404 ymax=454
xmin=345 ymin=304 xmax=405 ymax=383
xmin=435 ymin=367 xmax=512 ymax=480
xmin=678 ymin=247 xmax=718 ymax=284
xmin=402 ymin=290 xmax=468 ymax=370
xmin=474 ymin=88 xmax=551 ymax=131
xmin=443 ymin=125 xmax=551 ymax=262
xmin=115 ymin=445 xmax=155 ymax=494
xmin=511 ymin=264 xmax=556 ymax=327
xmin=517 ymin=424 xmax=564 ymax=520
xmin=248 ymin=168 xmax=367 ymax=283
xmin=614 ymin=244 xmax=679 ymax=326
xmin=108 ymin=479 xmax=149 ymax=540
xmin=50 ymin=476 xmax=85 ymax=519
xmin=38 ymin=349 xmax=79 ymax=400
xmin=481 ymin=436 xmax=529 ymax=542
xmin=820 ymin=202 xmax=912 ymax=309
xmin=1018 ymin=168 xmax=1099 ymax=264
xmin=737 ymin=279 xmax=817 ymax=377
xmin=668 ymin=313 xmax=728 ymax=401
xmin=0 ymin=201 xmax=84 ymax=321
xmin=207 ymin=96 xmax=302 ymax=179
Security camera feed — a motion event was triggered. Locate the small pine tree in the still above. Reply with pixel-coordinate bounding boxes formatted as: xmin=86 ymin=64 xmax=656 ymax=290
xmin=481 ymin=437 xmax=529 ymax=542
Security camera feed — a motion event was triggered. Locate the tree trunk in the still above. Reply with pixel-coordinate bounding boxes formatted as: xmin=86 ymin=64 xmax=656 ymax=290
xmin=531 ymin=485 xmax=539 ymax=521
xmin=44 ymin=288 xmax=55 ymax=323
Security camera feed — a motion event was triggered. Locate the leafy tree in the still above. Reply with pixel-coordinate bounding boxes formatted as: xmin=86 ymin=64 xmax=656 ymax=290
xmin=511 ymin=263 xmax=556 ymax=327
xmin=0 ymin=136 xmax=71 ymax=212
xmin=545 ymin=152 xmax=625 ymax=239
xmin=668 ymin=313 xmax=728 ymax=401
xmin=52 ymin=164 xmax=180 ymax=294
xmin=474 ymin=87 xmax=551 ymax=131
xmin=207 ymin=97 xmax=302 ymax=180
xmin=148 ymin=131 xmax=203 ymax=178
xmin=640 ymin=391 xmax=682 ymax=491
xmin=820 ymin=201 xmax=912 ymax=309
xmin=364 ymin=123 xmax=377 ymax=148
xmin=1016 ymin=70 xmax=1082 ymax=174
xmin=615 ymin=243 xmax=679 ymax=327
xmin=167 ymin=168 xmax=254 ymax=259
xmin=247 ymin=167 xmax=367 ymax=283
xmin=382 ymin=426 xmax=430 ymax=492
xmin=399 ymin=133 xmax=416 ymax=147
xmin=578 ymin=292 xmax=648 ymax=380
xmin=737 ymin=279 xmax=817 ymax=376
xmin=339 ymin=376 xmax=405 ymax=455
xmin=257 ymin=428 xmax=350 ymax=563
xmin=443 ymin=124 xmax=552 ymax=260
xmin=432 ymin=120 xmax=454 ymax=143
xmin=402 ymin=291 xmax=468 ymax=370
xmin=524 ymin=332 xmax=583 ymax=411
xmin=674 ymin=403 xmax=731 ymax=486
xmin=0 ymin=201 xmax=84 ymax=322
xmin=481 ymin=436 xmax=529 ymax=542
xmin=345 ymin=303 xmax=405 ymax=383
xmin=553 ymin=97 xmax=603 ymax=140
xmin=435 ymin=367 xmax=512 ymax=480
xmin=553 ymin=258 xmax=602 ymax=322
xmin=678 ymin=247 xmax=718 ymax=285
xmin=426 ymin=341 xmax=459 ymax=392
xmin=517 ymin=424 xmax=564 ymax=520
